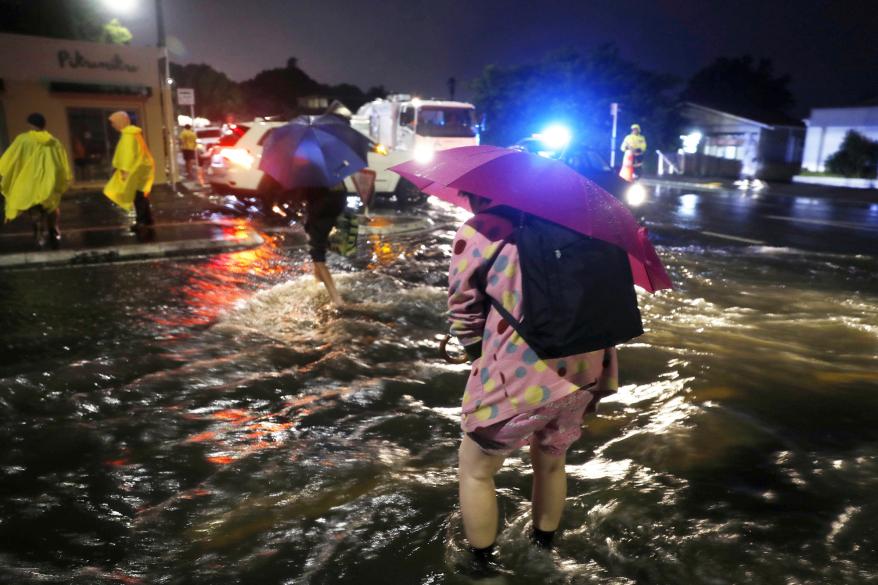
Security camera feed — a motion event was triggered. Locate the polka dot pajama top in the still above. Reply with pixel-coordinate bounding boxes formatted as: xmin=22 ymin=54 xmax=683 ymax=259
xmin=448 ymin=211 xmax=619 ymax=433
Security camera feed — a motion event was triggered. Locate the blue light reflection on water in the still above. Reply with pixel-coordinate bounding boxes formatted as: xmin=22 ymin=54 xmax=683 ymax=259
xmin=677 ymin=193 xmax=700 ymax=218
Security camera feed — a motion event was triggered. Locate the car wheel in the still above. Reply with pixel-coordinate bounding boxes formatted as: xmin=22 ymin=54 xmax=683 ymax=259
xmin=394 ymin=178 xmax=427 ymax=205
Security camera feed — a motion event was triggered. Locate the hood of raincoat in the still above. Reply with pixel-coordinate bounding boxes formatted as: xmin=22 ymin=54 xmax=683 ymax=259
xmin=29 ymin=130 xmax=56 ymax=144
xmin=121 ymin=125 xmax=144 ymax=136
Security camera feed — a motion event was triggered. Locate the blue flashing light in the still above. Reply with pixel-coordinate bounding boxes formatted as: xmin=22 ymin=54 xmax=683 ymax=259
xmin=534 ymin=124 xmax=572 ymax=151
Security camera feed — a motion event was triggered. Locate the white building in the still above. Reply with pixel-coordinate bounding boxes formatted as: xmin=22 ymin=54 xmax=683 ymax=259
xmin=680 ymin=102 xmax=805 ymax=181
xmin=801 ymin=105 xmax=878 ymax=172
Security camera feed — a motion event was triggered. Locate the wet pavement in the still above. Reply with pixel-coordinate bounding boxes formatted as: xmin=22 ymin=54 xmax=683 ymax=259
xmin=0 ymin=186 xmax=265 ymax=268
xmin=0 ymin=182 xmax=876 ymax=584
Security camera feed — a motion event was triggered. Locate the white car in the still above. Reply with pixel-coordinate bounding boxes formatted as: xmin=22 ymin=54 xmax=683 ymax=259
xmin=208 ymin=120 xmax=287 ymax=194
xmin=195 ymin=126 xmax=223 ymax=164
xmin=207 ymin=118 xmax=381 ymax=199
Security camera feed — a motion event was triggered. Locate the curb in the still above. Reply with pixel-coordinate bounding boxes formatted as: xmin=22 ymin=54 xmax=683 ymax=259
xmin=0 ymin=230 xmax=264 ymax=269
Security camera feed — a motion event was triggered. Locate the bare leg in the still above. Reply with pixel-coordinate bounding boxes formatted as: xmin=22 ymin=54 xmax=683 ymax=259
xmin=530 ymin=445 xmax=567 ymax=532
xmin=312 ymin=261 xmax=343 ymax=306
xmin=458 ymin=435 xmax=507 ymax=549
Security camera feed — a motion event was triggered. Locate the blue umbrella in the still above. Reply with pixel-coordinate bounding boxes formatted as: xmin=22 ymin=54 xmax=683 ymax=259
xmin=258 ymin=115 xmax=372 ymax=190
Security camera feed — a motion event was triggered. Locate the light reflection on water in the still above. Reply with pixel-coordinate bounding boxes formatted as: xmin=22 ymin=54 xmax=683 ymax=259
xmin=0 ymin=199 xmax=876 ymax=584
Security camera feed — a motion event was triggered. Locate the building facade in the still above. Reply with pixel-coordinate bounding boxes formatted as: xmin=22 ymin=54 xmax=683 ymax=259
xmin=0 ymin=32 xmax=168 ymax=188
xmin=680 ymin=102 xmax=805 ymax=182
xmin=800 ymin=105 xmax=878 ymax=172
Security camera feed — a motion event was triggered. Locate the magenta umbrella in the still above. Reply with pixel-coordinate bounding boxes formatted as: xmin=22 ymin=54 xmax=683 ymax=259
xmin=390 ymin=145 xmax=672 ymax=293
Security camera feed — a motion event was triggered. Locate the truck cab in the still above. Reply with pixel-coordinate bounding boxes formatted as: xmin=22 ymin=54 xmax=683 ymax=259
xmin=349 ymin=94 xmax=479 ymax=202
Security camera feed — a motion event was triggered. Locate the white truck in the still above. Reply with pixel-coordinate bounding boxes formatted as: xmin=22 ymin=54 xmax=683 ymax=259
xmin=349 ymin=94 xmax=480 ymax=203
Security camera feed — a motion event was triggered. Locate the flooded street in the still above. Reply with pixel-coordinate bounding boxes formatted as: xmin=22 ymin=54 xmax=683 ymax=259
xmin=1 ymin=188 xmax=877 ymax=584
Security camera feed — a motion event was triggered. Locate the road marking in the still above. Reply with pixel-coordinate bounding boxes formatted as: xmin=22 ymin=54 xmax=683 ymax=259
xmin=699 ymin=231 xmax=765 ymax=244
xmin=765 ymin=215 xmax=878 ymax=231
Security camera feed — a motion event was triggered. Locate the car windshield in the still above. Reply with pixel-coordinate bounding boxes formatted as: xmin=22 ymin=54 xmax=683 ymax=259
xmin=197 ymin=129 xmax=222 ymax=139
xmin=416 ymin=107 xmax=477 ymax=137
xmin=569 ymin=149 xmax=610 ymax=171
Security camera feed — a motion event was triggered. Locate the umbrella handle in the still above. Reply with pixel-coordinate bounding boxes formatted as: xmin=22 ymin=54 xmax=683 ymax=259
xmin=440 ymin=334 xmax=469 ymax=364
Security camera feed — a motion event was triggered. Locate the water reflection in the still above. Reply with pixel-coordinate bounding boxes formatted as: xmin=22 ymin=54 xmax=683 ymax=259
xmin=1 ymin=198 xmax=877 ymax=584
xmin=677 ymin=193 xmax=699 ymax=218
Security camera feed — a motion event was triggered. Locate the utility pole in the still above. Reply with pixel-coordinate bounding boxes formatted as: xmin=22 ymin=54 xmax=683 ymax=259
xmin=155 ymin=0 xmax=177 ymax=190
xmin=610 ymin=102 xmax=619 ymax=168
xmin=447 ymin=77 xmax=456 ymax=101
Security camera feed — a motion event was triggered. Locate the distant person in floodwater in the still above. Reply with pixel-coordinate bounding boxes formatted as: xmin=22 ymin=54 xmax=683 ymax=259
xmin=300 ymin=183 xmax=347 ymax=306
xmin=0 ymin=112 xmax=72 ymax=248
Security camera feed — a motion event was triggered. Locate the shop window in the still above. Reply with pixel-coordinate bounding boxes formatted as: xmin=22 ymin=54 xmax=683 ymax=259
xmin=68 ymin=107 xmax=141 ymax=182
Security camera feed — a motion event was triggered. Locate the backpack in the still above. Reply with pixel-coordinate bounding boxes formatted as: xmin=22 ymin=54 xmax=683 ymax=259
xmin=485 ymin=207 xmax=644 ymax=359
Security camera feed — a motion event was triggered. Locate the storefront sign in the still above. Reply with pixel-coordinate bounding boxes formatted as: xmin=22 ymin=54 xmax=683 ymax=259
xmin=57 ymin=50 xmax=139 ymax=73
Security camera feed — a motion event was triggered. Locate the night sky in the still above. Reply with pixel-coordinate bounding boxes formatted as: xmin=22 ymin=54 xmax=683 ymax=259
xmin=124 ymin=0 xmax=877 ymax=116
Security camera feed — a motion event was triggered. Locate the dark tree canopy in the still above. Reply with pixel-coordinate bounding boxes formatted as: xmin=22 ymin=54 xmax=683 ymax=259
xmin=473 ymin=45 xmax=680 ymax=151
xmin=170 ymin=63 xmax=244 ymax=121
xmin=682 ymin=56 xmax=794 ymax=116
xmin=0 ymin=0 xmax=132 ymax=44
xmin=237 ymin=58 xmax=383 ymax=119
xmin=826 ymin=130 xmax=878 ymax=178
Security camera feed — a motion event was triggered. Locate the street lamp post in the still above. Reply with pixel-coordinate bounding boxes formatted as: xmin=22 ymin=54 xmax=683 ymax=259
xmin=103 ymin=0 xmax=177 ymax=189
xmin=154 ymin=0 xmax=178 ymax=190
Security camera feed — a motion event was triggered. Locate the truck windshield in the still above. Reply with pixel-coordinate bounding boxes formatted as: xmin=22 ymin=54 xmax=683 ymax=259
xmin=416 ymin=107 xmax=477 ymax=137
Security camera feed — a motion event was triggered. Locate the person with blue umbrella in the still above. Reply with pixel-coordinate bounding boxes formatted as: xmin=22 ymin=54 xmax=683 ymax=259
xmin=259 ymin=113 xmax=371 ymax=306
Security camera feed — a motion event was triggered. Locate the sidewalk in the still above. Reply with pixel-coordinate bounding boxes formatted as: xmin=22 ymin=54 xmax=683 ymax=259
xmin=642 ymin=175 xmax=878 ymax=204
xmin=0 ymin=185 xmax=264 ymax=269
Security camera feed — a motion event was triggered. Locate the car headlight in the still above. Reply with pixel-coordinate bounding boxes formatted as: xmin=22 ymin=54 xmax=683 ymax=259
xmin=625 ymin=183 xmax=647 ymax=207
xmin=413 ymin=143 xmax=434 ymax=164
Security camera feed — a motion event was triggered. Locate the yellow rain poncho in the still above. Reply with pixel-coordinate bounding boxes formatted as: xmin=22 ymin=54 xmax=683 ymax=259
xmin=0 ymin=130 xmax=72 ymax=222
xmin=103 ymin=125 xmax=155 ymax=210
xmin=621 ymin=132 xmax=647 ymax=154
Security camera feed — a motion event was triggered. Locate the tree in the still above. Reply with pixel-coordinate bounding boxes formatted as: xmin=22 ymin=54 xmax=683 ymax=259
xmin=0 ymin=0 xmax=133 ymax=44
xmin=101 ymin=18 xmax=133 ymax=45
xmin=472 ymin=45 xmax=680 ymax=152
xmin=169 ymin=63 xmax=244 ymax=121
xmin=825 ymin=131 xmax=878 ymax=178
xmin=239 ymin=58 xmax=325 ymax=118
xmin=682 ymin=56 xmax=794 ymax=115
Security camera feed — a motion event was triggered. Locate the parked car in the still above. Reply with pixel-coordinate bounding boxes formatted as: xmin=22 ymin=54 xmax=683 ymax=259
xmin=195 ymin=126 xmax=223 ymax=165
xmin=207 ymin=120 xmax=285 ymax=194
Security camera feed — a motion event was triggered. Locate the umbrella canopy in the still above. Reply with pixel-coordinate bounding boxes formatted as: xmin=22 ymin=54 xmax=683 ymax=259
xmin=390 ymin=145 xmax=672 ymax=293
xmin=258 ymin=115 xmax=372 ymax=190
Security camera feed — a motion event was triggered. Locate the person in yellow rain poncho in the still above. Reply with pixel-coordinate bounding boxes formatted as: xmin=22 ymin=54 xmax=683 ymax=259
xmin=0 ymin=113 xmax=72 ymax=248
xmin=620 ymin=123 xmax=647 ymax=179
xmin=104 ymin=111 xmax=155 ymax=230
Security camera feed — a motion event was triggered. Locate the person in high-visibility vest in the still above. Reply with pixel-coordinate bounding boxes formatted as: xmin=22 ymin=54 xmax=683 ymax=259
xmin=178 ymin=124 xmax=198 ymax=180
xmin=620 ymin=123 xmax=647 ymax=179
xmin=0 ymin=112 xmax=72 ymax=248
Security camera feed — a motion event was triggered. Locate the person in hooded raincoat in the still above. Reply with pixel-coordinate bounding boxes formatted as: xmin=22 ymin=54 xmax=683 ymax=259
xmin=0 ymin=113 xmax=72 ymax=247
xmin=103 ymin=111 xmax=155 ymax=229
